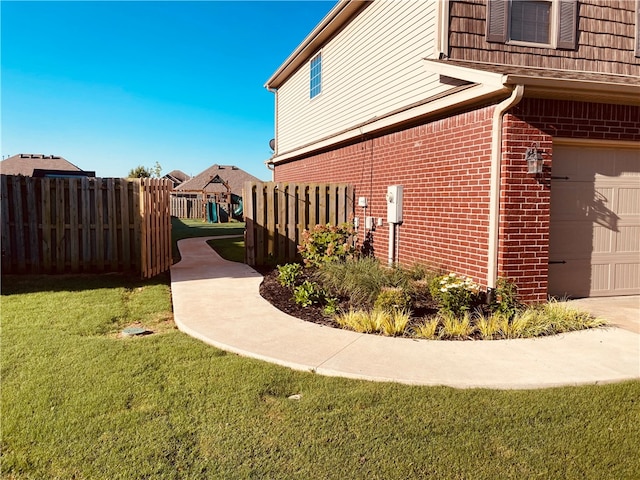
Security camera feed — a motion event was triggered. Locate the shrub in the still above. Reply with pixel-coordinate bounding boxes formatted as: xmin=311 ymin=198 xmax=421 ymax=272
xmin=438 ymin=311 xmax=475 ymax=340
xmin=374 ymin=287 xmax=411 ymax=312
xmin=334 ymin=309 xmax=379 ymax=333
xmin=430 ymin=273 xmax=481 ymax=316
xmin=490 ymin=277 xmax=522 ymax=320
xmin=378 ymin=309 xmax=411 ymax=336
xmin=292 ymin=281 xmax=324 ymax=307
xmin=333 ymin=308 xmax=411 ymax=336
xmin=476 ymin=312 xmax=505 ymax=340
xmin=412 ymin=317 xmax=440 ymax=339
xmin=322 ymin=296 xmax=339 ymax=316
xmin=277 ymin=263 xmax=303 ymax=288
xmin=317 ymin=257 xmax=392 ymax=308
xmin=298 ymin=223 xmax=357 ymax=267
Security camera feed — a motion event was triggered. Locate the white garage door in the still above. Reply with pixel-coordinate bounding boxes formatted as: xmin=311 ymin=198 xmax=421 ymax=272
xmin=549 ymin=143 xmax=640 ymax=298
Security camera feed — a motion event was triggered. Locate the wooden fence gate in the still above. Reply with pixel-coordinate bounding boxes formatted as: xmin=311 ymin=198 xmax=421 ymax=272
xmin=243 ymin=181 xmax=354 ymax=266
xmin=1 ymin=175 xmax=172 ymax=278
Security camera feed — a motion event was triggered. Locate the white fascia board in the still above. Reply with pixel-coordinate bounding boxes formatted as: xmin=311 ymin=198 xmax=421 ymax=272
xmin=423 ymin=59 xmax=507 ymax=87
xmin=268 ymin=83 xmax=509 ymax=164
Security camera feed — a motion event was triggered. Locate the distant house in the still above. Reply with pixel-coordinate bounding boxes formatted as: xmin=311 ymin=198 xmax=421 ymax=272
xmin=170 ymin=164 xmax=264 ymax=220
xmin=163 ymin=170 xmax=190 ymax=188
xmin=174 ymin=164 xmax=262 ymax=197
xmin=0 ymin=154 xmax=95 ymax=177
xmin=265 ymin=0 xmax=640 ymax=302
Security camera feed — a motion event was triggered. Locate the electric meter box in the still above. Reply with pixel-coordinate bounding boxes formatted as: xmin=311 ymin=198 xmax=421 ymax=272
xmin=386 ymin=185 xmax=403 ymax=224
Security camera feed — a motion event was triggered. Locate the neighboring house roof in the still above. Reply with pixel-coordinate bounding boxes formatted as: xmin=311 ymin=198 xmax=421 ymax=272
xmin=0 ymin=154 xmax=95 ymax=177
xmin=425 ymin=59 xmax=640 ymax=106
xmin=174 ymin=164 xmax=263 ymax=195
xmin=163 ymin=169 xmax=191 ymax=187
xmin=165 ymin=170 xmax=190 ymax=183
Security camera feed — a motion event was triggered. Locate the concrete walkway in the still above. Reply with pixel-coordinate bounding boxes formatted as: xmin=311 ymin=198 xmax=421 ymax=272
xmin=170 ymin=237 xmax=640 ymax=389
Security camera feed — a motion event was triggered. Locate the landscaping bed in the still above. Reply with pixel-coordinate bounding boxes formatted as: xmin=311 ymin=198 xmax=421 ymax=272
xmin=256 ymin=223 xmax=606 ymax=340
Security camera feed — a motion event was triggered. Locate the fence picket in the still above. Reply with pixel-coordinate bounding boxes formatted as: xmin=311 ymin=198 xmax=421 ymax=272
xmin=80 ymin=177 xmax=91 ymax=267
xmin=243 ymin=181 xmax=354 ymax=266
xmin=1 ymin=175 xmax=171 ymax=277
xmin=55 ymin=178 xmax=65 ymax=272
xmin=243 ymin=182 xmax=255 ymax=265
xmin=0 ymin=175 xmax=12 ymax=273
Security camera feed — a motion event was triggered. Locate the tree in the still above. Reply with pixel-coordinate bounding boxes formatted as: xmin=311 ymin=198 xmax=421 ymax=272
xmin=128 ymin=165 xmax=152 ymax=178
xmin=128 ymin=162 xmax=162 ymax=178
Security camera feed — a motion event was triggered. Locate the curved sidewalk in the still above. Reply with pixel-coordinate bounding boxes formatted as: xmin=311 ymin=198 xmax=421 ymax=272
xmin=170 ymin=237 xmax=640 ymax=389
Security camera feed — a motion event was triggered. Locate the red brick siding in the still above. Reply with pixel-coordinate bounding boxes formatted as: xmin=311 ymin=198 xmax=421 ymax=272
xmin=501 ymin=99 xmax=640 ymax=301
xmin=274 ymin=98 xmax=640 ymax=302
xmin=275 ymin=107 xmax=495 ymax=289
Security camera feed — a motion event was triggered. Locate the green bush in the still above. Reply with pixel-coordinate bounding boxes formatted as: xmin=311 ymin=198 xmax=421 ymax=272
xmin=489 ymin=277 xmax=522 ymax=320
xmin=430 ymin=273 xmax=481 ymax=316
xmin=373 ymin=287 xmax=411 ymax=312
xmin=333 ymin=308 xmax=411 ymax=336
xmin=292 ymin=281 xmax=324 ymax=307
xmin=277 ymin=263 xmax=303 ymax=288
xmin=317 ymin=257 xmax=420 ymax=309
xmin=298 ymin=223 xmax=357 ymax=267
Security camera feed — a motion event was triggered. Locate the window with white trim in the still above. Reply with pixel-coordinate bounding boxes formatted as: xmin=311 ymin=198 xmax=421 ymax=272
xmin=309 ymin=53 xmax=322 ymax=99
xmin=487 ymin=0 xmax=577 ymax=49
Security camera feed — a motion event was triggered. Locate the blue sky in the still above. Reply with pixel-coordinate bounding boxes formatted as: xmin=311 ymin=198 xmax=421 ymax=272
xmin=1 ymin=1 xmax=335 ymax=180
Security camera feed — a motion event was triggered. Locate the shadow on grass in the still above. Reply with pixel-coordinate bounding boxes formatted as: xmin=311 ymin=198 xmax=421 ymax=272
xmin=1 ymin=271 xmax=171 ymax=296
xmin=2 ymin=218 xmax=246 ymax=295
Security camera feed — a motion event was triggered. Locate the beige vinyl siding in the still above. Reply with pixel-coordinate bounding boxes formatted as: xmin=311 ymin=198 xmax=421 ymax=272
xmin=276 ymin=0 xmax=455 ymax=154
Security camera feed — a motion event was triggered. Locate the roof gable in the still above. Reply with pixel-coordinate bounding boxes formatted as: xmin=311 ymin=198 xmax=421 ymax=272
xmin=174 ymin=164 xmax=263 ymax=195
xmin=0 ymin=154 xmax=90 ymax=176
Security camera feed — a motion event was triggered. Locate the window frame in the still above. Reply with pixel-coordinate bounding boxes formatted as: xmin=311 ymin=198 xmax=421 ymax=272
xmin=309 ymin=52 xmax=322 ymax=99
xmin=508 ymin=0 xmax=554 ymax=47
xmin=486 ymin=0 xmax=577 ymax=50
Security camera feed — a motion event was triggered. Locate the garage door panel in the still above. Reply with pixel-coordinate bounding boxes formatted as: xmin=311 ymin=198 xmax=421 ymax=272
xmin=549 ymin=222 xmax=593 ymax=257
xmin=616 ymin=226 xmax=640 ymax=253
xmin=617 ymin=188 xmax=640 ymax=214
xmin=550 ymin=144 xmax=640 ymax=297
xmin=548 ymin=260 xmax=592 ymax=298
xmin=614 ymin=263 xmax=640 ymax=292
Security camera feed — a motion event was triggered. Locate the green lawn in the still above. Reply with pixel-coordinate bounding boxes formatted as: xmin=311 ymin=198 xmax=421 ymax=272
xmin=171 ymin=217 xmax=245 ymax=262
xmin=2 ymin=221 xmax=639 ymax=478
xmin=2 ymin=270 xmax=639 ymax=479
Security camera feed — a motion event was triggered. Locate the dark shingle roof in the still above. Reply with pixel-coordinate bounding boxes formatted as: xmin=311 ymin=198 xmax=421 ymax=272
xmin=0 ymin=154 xmax=91 ymax=176
xmin=174 ymin=164 xmax=264 ymax=196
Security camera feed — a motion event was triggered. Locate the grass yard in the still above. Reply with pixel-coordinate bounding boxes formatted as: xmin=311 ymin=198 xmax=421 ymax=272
xmin=171 ymin=217 xmax=245 ymax=263
xmin=2 ymin=270 xmax=640 ymax=479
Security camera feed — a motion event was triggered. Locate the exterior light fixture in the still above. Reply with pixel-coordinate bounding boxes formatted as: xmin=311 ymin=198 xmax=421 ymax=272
xmin=525 ymin=143 xmax=544 ymax=175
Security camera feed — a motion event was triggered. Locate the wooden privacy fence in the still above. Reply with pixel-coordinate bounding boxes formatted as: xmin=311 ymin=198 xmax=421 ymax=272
xmin=244 ymin=181 xmax=354 ymax=266
xmin=1 ymin=175 xmax=172 ymax=278
xmin=170 ymin=194 xmax=205 ymax=219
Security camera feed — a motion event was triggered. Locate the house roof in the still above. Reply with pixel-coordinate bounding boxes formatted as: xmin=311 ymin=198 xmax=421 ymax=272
xmin=424 ymin=59 xmax=640 ymax=105
xmin=174 ymin=164 xmax=263 ymax=195
xmin=0 ymin=154 xmax=93 ymax=176
xmin=163 ymin=170 xmax=191 ymax=183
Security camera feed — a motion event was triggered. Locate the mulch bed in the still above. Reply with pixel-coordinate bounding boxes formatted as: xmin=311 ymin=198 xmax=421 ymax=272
xmin=257 ymin=266 xmax=441 ymax=331
xmin=258 ymin=267 xmax=341 ymax=328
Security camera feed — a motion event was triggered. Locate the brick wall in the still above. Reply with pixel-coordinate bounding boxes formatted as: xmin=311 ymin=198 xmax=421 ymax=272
xmin=274 ymin=98 xmax=640 ymax=302
xmin=502 ymin=99 xmax=640 ymax=301
xmin=275 ymin=107 xmax=496 ymax=289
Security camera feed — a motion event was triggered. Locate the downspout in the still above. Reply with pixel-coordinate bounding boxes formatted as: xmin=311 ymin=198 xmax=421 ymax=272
xmin=487 ymin=84 xmax=524 ymax=295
